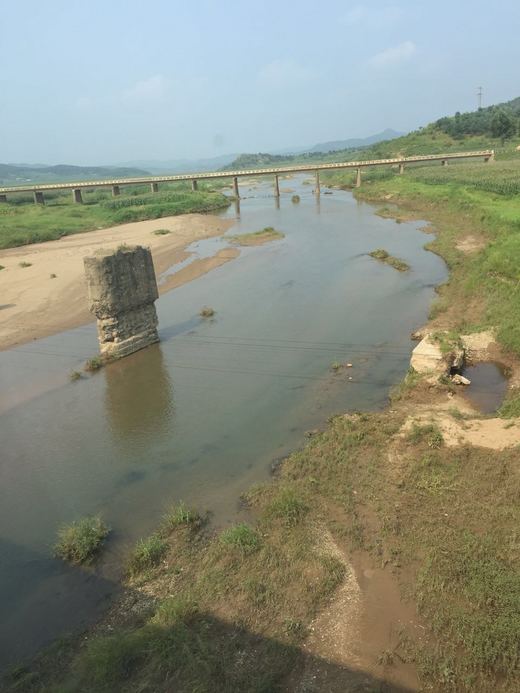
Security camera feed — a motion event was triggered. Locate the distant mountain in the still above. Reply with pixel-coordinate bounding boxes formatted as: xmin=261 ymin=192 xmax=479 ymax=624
xmin=0 ymin=163 xmax=150 ymax=186
xmin=114 ymin=153 xmax=239 ymax=174
xmin=305 ymin=129 xmax=404 ymax=154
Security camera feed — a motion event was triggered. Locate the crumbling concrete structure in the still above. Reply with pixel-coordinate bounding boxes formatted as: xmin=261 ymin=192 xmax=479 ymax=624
xmin=84 ymin=245 xmax=159 ymax=358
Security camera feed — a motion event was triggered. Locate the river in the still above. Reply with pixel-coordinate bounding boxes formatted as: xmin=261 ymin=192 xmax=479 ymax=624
xmin=0 ymin=175 xmax=447 ymax=669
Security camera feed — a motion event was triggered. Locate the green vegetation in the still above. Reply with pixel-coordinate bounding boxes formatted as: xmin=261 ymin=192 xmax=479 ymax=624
xmin=228 ymin=226 xmax=284 ymax=246
xmin=291 ymin=194 xmax=300 ymax=203
xmin=84 ymin=356 xmax=104 ymax=372
xmin=53 ymin=515 xmax=109 ymax=565
xmin=5 ymin=101 xmax=520 ymax=693
xmin=18 ymin=261 xmax=32 ymax=268
xmin=161 ymin=502 xmax=202 ymax=533
xmin=219 ymin=523 xmax=261 ymax=555
xmin=498 ymin=391 xmax=520 ymax=418
xmin=69 ymin=370 xmax=82 ymax=382
xmin=151 ymin=228 xmax=170 ymax=235
xmin=128 ymin=534 xmax=168 ymax=576
xmin=13 ymin=402 xmax=519 ymax=692
xmin=369 ymin=248 xmax=410 ymax=271
xmin=0 ymin=185 xmax=230 ymax=249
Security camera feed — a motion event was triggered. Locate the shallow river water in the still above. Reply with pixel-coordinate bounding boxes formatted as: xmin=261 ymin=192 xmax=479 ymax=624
xmin=0 ymin=176 xmax=447 ymax=669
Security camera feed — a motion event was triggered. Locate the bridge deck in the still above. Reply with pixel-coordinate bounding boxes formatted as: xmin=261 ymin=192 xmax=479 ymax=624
xmin=0 ymin=150 xmax=494 ymax=195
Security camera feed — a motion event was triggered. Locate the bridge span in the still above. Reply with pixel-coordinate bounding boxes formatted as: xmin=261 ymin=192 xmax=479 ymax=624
xmin=0 ymin=150 xmax=494 ymax=205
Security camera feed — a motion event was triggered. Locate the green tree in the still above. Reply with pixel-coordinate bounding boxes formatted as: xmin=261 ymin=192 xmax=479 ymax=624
xmin=491 ymin=109 xmax=517 ymax=144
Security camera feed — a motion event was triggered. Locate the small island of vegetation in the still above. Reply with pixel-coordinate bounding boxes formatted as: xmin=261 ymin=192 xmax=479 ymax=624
xmin=369 ymin=248 xmax=410 ymax=271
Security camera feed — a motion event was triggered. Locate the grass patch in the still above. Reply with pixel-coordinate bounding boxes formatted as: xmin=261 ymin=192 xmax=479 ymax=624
xmin=219 ymin=523 xmax=261 ymax=555
xmin=228 ymin=226 xmax=284 ymax=246
xmin=53 ymin=515 xmax=109 ymax=565
xmin=291 ymin=194 xmax=300 ymax=203
xmin=0 ymin=186 xmax=230 ymax=250
xmin=84 ymin=356 xmax=104 ymax=372
xmin=369 ymin=248 xmax=410 ymax=272
xmin=265 ymin=488 xmax=309 ymax=527
xmin=161 ymin=502 xmax=202 ymax=533
xmin=498 ymin=391 xmax=520 ymax=418
xmin=152 ymin=228 xmax=170 ymax=235
xmin=128 ymin=534 xmax=168 ymax=576
xmin=19 ymin=261 xmax=32 ymax=268
xmin=69 ymin=370 xmax=82 ymax=381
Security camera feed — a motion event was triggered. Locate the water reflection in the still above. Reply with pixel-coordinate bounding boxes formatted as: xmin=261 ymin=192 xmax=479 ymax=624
xmin=104 ymin=344 xmax=174 ymax=442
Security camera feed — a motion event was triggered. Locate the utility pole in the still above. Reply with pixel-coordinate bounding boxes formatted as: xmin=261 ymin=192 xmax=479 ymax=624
xmin=477 ymin=86 xmax=483 ymax=110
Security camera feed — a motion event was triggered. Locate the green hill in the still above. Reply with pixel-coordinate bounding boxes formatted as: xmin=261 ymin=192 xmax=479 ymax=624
xmin=223 ymin=96 xmax=520 ymax=172
xmin=0 ymin=163 xmax=150 ymax=186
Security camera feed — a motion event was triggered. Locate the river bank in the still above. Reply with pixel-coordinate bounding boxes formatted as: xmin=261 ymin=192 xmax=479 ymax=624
xmin=4 ymin=173 xmax=519 ymax=691
xmin=0 ymin=213 xmax=234 ymax=350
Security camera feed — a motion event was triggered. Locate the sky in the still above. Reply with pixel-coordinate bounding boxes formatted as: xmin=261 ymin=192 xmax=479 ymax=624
xmin=1 ymin=0 xmax=519 ymax=165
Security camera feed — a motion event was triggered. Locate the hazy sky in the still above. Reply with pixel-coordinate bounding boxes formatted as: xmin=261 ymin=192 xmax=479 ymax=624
xmin=1 ymin=0 xmax=519 ymax=164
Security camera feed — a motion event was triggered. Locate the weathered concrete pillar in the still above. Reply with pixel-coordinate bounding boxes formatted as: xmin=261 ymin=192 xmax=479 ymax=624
xmin=33 ymin=191 xmax=45 ymax=205
xmin=112 ymin=185 xmax=120 ymax=197
xmin=274 ymin=174 xmax=280 ymax=197
xmin=485 ymin=151 xmax=495 ymax=163
xmin=233 ymin=176 xmax=240 ymax=199
xmin=191 ymin=179 xmax=198 ymax=191
xmin=315 ymin=171 xmax=320 ymax=195
xmin=441 ymin=160 xmax=448 ymax=167
xmin=84 ymin=245 xmax=160 ymax=358
xmin=355 ymin=169 xmax=362 ymax=188
xmin=73 ymin=188 xmax=83 ymax=204
xmin=399 ymin=163 xmax=405 ymax=175
xmin=0 ymin=194 xmax=7 ymax=203
xmin=150 ymin=182 xmax=159 ymax=193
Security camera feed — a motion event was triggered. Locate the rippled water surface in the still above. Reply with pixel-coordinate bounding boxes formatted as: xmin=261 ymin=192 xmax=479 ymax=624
xmin=0 ymin=176 xmax=447 ymax=668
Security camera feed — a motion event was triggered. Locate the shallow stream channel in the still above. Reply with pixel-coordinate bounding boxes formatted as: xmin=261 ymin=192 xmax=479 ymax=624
xmin=0 ymin=175 xmax=447 ymax=669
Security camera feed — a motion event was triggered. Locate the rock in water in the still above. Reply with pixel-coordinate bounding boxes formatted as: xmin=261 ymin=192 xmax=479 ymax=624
xmin=84 ymin=245 xmax=159 ymax=358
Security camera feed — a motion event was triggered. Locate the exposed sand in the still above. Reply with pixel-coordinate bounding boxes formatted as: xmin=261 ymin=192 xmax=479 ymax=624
xmin=0 ymin=214 xmax=234 ymax=350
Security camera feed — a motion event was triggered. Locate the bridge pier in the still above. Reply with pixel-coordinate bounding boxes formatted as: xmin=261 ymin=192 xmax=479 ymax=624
xmin=315 ymin=171 xmax=320 ymax=195
xmin=274 ymin=174 xmax=280 ymax=197
xmin=355 ymin=169 xmax=362 ymax=188
xmin=441 ymin=160 xmax=448 ymax=167
xmin=112 ymin=185 xmax=120 ymax=197
xmin=233 ymin=176 xmax=240 ymax=199
xmin=191 ymin=179 xmax=198 ymax=191
xmin=0 ymin=194 xmax=7 ymax=203
xmin=484 ymin=151 xmax=495 ymax=163
xmin=33 ymin=191 xmax=45 ymax=205
xmin=399 ymin=163 xmax=405 ymax=175
xmin=150 ymin=182 xmax=159 ymax=193
xmin=73 ymin=188 xmax=83 ymax=204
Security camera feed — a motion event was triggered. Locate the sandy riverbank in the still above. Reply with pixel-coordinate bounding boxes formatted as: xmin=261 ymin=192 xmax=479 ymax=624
xmin=0 ymin=214 xmax=234 ymax=350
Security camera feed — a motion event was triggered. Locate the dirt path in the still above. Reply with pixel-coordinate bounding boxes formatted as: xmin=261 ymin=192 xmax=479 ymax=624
xmin=0 ymin=214 xmax=234 ymax=350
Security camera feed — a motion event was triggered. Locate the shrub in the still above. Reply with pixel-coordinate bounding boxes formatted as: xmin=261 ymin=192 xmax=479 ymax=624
xmin=54 ymin=515 xmax=109 ymax=565
xmin=161 ymin=502 xmax=201 ymax=533
xmin=128 ymin=534 xmax=168 ymax=575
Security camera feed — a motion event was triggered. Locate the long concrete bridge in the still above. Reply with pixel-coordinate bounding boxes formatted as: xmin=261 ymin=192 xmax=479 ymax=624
xmin=0 ymin=150 xmax=494 ymax=204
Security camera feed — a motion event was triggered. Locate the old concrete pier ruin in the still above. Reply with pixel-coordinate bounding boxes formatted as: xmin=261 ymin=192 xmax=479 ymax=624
xmin=84 ymin=245 xmax=159 ymax=358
